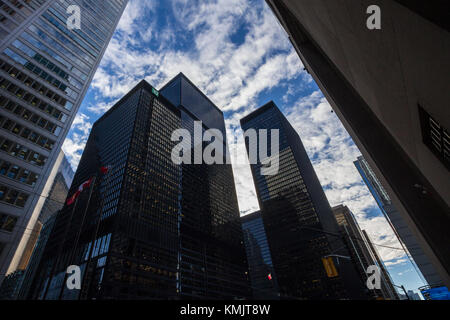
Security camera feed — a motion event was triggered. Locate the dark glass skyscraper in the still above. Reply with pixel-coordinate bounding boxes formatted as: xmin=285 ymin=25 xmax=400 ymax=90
xmin=160 ymin=73 xmax=250 ymax=299
xmin=26 ymin=80 xmax=181 ymax=300
xmin=25 ymin=75 xmax=249 ymax=300
xmin=240 ymin=101 xmax=368 ymax=300
xmin=241 ymin=211 xmax=279 ymax=299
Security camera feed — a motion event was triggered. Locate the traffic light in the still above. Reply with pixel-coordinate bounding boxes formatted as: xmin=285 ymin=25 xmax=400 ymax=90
xmin=322 ymin=257 xmax=339 ymax=278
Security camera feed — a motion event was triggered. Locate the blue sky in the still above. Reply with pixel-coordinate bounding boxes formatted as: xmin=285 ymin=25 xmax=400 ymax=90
xmin=62 ymin=0 xmax=426 ymax=296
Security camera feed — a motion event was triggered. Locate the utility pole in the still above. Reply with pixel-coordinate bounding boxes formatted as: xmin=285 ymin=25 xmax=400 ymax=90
xmin=393 ymin=284 xmax=410 ymax=300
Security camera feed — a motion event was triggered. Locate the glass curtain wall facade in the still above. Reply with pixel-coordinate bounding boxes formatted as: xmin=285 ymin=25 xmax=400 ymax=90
xmin=17 ymin=212 xmax=56 ymax=300
xmin=0 ymin=0 xmax=128 ymax=283
xmin=26 ymin=81 xmax=181 ymax=300
xmin=354 ymin=156 xmax=443 ymax=287
xmin=241 ymin=211 xmax=279 ymax=299
xmin=240 ymin=101 xmax=368 ymax=300
xmin=160 ymin=73 xmax=250 ymax=299
xmin=26 ymin=76 xmax=250 ymax=300
xmin=361 ymin=230 xmax=402 ymax=299
xmin=332 ymin=204 xmax=399 ymax=300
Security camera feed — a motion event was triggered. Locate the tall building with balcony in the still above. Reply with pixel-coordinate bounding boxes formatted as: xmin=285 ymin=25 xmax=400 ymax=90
xmin=265 ymin=0 xmax=450 ymax=286
xmin=0 ymin=0 xmax=128 ymax=283
xmin=25 ymin=77 xmax=249 ymax=300
xmin=240 ymin=101 xmax=368 ymax=300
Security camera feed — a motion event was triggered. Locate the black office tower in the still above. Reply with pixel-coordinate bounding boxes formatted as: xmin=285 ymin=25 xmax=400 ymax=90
xmin=26 ymin=80 xmax=181 ymax=300
xmin=160 ymin=73 xmax=250 ymax=299
xmin=26 ymin=76 xmax=249 ymax=300
xmin=240 ymin=101 xmax=368 ymax=300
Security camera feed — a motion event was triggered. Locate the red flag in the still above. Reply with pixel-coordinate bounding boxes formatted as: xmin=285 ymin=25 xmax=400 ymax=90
xmin=66 ymin=177 xmax=93 ymax=205
xmin=100 ymin=166 xmax=109 ymax=174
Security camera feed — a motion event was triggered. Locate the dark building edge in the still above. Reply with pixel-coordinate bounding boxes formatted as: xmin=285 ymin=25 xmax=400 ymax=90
xmin=94 ymin=79 xmax=180 ymax=128
xmin=393 ymin=0 xmax=450 ymax=32
xmin=265 ymin=0 xmax=450 ymax=286
xmin=159 ymin=72 xmax=224 ymax=115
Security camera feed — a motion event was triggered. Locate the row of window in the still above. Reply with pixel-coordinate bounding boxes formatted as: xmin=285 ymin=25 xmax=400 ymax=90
xmin=0 ymin=212 xmax=18 ymax=232
xmin=43 ymin=9 xmax=99 ymax=57
xmin=0 ymin=184 xmax=29 ymax=207
xmin=12 ymin=39 xmax=83 ymax=89
xmin=0 ymin=91 xmax=68 ymax=124
xmin=34 ymin=18 xmax=95 ymax=66
xmin=0 ymin=73 xmax=73 ymax=111
xmin=55 ymin=0 xmax=108 ymax=47
xmin=20 ymin=30 xmax=88 ymax=81
xmin=0 ymin=0 xmax=32 ymax=19
xmin=2 ymin=50 xmax=78 ymax=101
xmin=0 ymin=114 xmax=55 ymax=151
xmin=27 ymin=25 xmax=92 ymax=75
xmin=0 ymin=135 xmax=47 ymax=167
xmin=0 ymin=160 xmax=39 ymax=187
xmin=1 ymin=94 xmax=62 ymax=136
xmin=76 ymin=0 xmax=121 ymax=32
xmin=83 ymin=233 xmax=112 ymax=261
xmin=418 ymin=106 xmax=450 ymax=170
xmin=0 ymin=0 xmax=28 ymax=33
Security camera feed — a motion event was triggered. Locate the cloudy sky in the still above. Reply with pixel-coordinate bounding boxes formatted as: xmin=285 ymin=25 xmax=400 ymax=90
xmin=62 ymin=0 xmax=426 ymax=295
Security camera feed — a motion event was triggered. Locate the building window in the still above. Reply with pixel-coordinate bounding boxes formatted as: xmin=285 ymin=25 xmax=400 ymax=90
xmin=418 ymin=105 xmax=450 ymax=170
xmin=0 ymin=160 xmax=39 ymax=186
xmin=0 ymin=114 xmax=55 ymax=150
xmin=0 ymin=184 xmax=29 ymax=207
xmin=0 ymin=213 xmax=18 ymax=232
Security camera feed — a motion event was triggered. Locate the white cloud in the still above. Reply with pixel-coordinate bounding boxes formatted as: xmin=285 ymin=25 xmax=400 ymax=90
xmin=282 ymin=90 xmax=407 ymax=262
xmin=89 ymin=0 xmax=302 ymax=112
xmin=62 ymin=113 xmax=92 ymax=170
xmin=87 ymin=100 xmax=117 ymax=115
xmin=385 ymin=258 xmax=409 ymax=267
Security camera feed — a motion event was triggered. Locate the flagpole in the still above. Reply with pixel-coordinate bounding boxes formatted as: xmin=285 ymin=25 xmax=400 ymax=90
xmin=57 ymin=176 xmax=97 ymax=300
xmin=41 ymin=194 xmax=80 ymax=300
xmin=80 ymin=166 xmax=113 ymax=300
